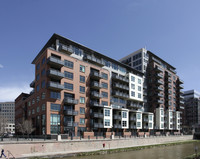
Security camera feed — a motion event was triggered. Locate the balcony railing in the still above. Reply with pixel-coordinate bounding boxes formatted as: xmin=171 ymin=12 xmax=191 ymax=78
xmin=47 ymin=81 xmax=64 ymax=90
xmin=129 ymin=117 xmax=136 ymax=121
xmin=113 ymin=91 xmax=129 ymax=99
xmin=158 ymin=100 xmax=164 ymax=104
xmin=143 ymin=126 xmax=150 ymax=129
xmin=113 ymin=124 xmax=122 ymax=129
xmin=90 ymin=71 xmax=102 ymax=79
xmin=64 ymin=121 xmax=78 ymax=127
xmin=179 ymin=79 xmax=184 ymax=84
xmin=156 ymin=66 xmax=164 ymax=72
xmin=157 ymin=80 xmax=164 ymax=85
xmin=94 ymin=123 xmax=104 ymax=128
xmin=128 ymin=102 xmax=142 ymax=109
xmin=180 ymin=100 xmax=184 ymax=104
xmin=112 ymin=74 xmax=129 ymax=83
xmin=64 ymin=98 xmax=79 ymax=105
xmin=158 ymin=93 xmax=164 ymax=97
xmin=90 ymin=101 xmax=104 ymax=107
xmin=157 ymin=86 xmax=164 ymax=91
xmin=92 ymin=113 xmax=104 ymax=118
xmin=59 ymin=44 xmax=74 ymax=55
xmin=130 ymin=125 xmax=136 ymax=129
xmin=47 ymin=69 xmax=64 ymax=80
xmin=91 ymin=91 xmax=103 ymax=98
xmin=113 ymin=83 xmax=129 ymax=91
xmin=113 ymin=115 xmax=121 ymax=120
xmin=47 ymin=56 xmax=64 ymax=68
xmin=84 ymin=55 xmax=104 ymax=66
xmin=157 ymin=73 xmax=163 ymax=78
xmin=63 ymin=110 xmax=78 ymax=116
xmin=91 ymin=81 xmax=102 ymax=89
xmin=143 ymin=118 xmax=149 ymax=122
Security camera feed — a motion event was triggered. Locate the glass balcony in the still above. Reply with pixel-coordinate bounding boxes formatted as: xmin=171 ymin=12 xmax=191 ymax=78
xmin=113 ymin=115 xmax=121 ymax=120
xmin=59 ymin=44 xmax=73 ymax=55
xmin=63 ymin=110 xmax=78 ymax=116
xmin=64 ymin=121 xmax=78 ymax=127
xmin=47 ymin=69 xmax=64 ymax=80
xmin=63 ymin=98 xmax=78 ymax=105
xmin=47 ymin=56 xmax=64 ymax=68
xmin=83 ymin=55 xmax=104 ymax=66
xmin=130 ymin=125 xmax=136 ymax=129
xmin=91 ymin=91 xmax=103 ymax=98
xmin=94 ymin=123 xmax=104 ymax=128
xmin=155 ymin=66 xmax=163 ymax=72
xmin=113 ymin=83 xmax=129 ymax=91
xmin=91 ymin=81 xmax=102 ymax=89
xmin=113 ymin=91 xmax=129 ymax=99
xmin=92 ymin=113 xmax=104 ymax=118
xmin=90 ymin=71 xmax=102 ymax=79
xmin=129 ymin=117 xmax=136 ymax=121
xmin=90 ymin=101 xmax=104 ymax=107
xmin=47 ymin=81 xmax=64 ymax=91
xmin=157 ymin=73 xmax=163 ymax=78
xmin=113 ymin=124 xmax=122 ymax=129
xmin=112 ymin=74 xmax=129 ymax=83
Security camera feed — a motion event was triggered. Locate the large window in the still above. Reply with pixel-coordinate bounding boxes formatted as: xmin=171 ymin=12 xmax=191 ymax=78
xmin=131 ymin=84 xmax=135 ymax=89
xmin=80 ymin=86 xmax=85 ymax=93
xmin=138 ymin=79 xmax=142 ymax=84
xmin=41 ymin=69 xmax=45 ymax=76
xmin=80 ymin=118 xmax=85 ymax=125
xmin=136 ymin=122 xmax=141 ymax=127
xmin=80 ymin=75 xmax=85 ymax=83
xmin=80 ymin=107 xmax=85 ymax=114
xmin=51 ymin=103 xmax=61 ymax=111
xmin=64 ymin=71 xmax=73 ymax=80
xmin=36 ymin=63 xmax=40 ymax=70
xmin=36 ymin=74 xmax=40 ymax=81
xmin=102 ymin=92 xmax=108 ymax=98
xmin=104 ymin=109 xmax=110 ymax=116
xmin=42 ymin=57 xmax=46 ymax=65
xmin=41 ymin=80 xmax=45 ymax=88
xmin=105 ymin=119 xmax=110 ymax=126
xmin=50 ymin=91 xmax=61 ymax=99
xmin=136 ymin=113 xmax=141 ymax=119
xmin=122 ymin=121 xmax=127 ymax=127
xmin=131 ymin=76 xmax=135 ymax=82
xmin=64 ymin=60 xmax=73 ymax=69
xmin=101 ymin=82 xmax=108 ymax=89
xmin=138 ymin=93 xmax=141 ymax=99
xmin=64 ymin=82 xmax=73 ymax=91
xmin=80 ymin=97 xmax=85 ymax=104
xmin=122 ymin=112 xmax=127 ymax=118
xmin=102 ymin=101 xmax=108 ymax=106
xmin=138 ymin=86 xmax=141 ymax=91
xmin=50 ymin=114 xmax=60 ymax=134
xmin=36 ymin=85 xmax=40 ymax=92
xmin=80 ymin=65 xmax=85 ymax=72
xmin=131 ymin=91 xmax=135 ymax=97
xmin=102 ymin=73 xmax=108 ymax=80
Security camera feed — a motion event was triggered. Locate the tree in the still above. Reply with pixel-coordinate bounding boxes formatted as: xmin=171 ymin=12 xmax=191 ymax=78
xmin=16 ymin=119 xmax=35 ymax=137
xmin=0 ymin=114 xmax=8 ymax=137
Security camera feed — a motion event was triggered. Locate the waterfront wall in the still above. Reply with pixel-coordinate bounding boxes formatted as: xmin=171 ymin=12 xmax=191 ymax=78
xmin=0 ymin=135 xmax=193 ymax=158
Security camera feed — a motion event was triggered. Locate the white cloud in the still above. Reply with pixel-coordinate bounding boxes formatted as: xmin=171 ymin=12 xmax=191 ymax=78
xmin=0 ymin=85 xmax=32 ymax=102
xmin=0 ymin=64 xmax=3 ymax=68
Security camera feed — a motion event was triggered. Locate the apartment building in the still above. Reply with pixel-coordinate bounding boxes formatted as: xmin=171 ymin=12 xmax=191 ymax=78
xmin=120 ymin=48 xmax=184 ymax=133
xmin=16 ymin=34 xmax=156 ymax=136
xmin=0 ymin=102 xmax=15 ymax=134
xmin=183 ymin=90 xmax=200 ymax=132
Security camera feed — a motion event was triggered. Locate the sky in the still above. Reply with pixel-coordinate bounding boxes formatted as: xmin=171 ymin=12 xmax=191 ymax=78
xmin=0 ymin=0 xmax=200 ymax=102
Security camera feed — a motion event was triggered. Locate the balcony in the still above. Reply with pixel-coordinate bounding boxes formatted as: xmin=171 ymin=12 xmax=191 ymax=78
xmin=129 ymin=117 xmax=136 ymax=121
xmin=180 ymin=95 xmax=184 ymax=99
xmin=130 ymin=125 xmax=136 ymax=129
xmin=158 ymin=100 xmax=164 ymax=104
xmin=90 ymin=101 xmax=104 ymax=107
xmin=113 ymin=91 xmax=129 ymax=99
xmin=47 ymin=81 xmax=64 ymax=91
xmin=143 ymin=91 xmax=147 ymax=96
xmin=158 ymin=93 xmax=164 ymax=98
xmin=63 ymin=110 xmax=78 ymax=116
xmin=157 ymin=86 xmax=164 ymax=91
xmin=64 ymin=121 xmax=78 ymax=127
xmin=59 ymin=44 xmax=73 ymax=55
xmin=179 ymin=79 xmax=184 ymax=84
xmin=128 ymin=102 xmax=142 ymax=109
xmin=112 ymin=74 xmax=129 ymax=83
xmin=113 ymin=83 xmax=129 ymax=91
xmin=113 ymin=124 xmax=122 ymax=129
xmin=179 ymin=84 xmax=184 ymax=89
xmin=91 ymin=81 xmax=102 ymax=89
xmin=30 ymin=89 xmax=35 ymax=95
xmin=143 ymin=126 xmax=150 ymax=129
xmin=143 ymin=118 xmax=149 ymax=122
xmin=94 ymin=123 xmax=104 ymax=128
xmin=92 ymin=113 xmax=104 ymax=118
xmin=90 ymin=71 xmax=102 ymax=79
xmin=157 ymin=80 xmax=164 ymax=85
xmin=180 ymin=100 xmax=184 ymax=104
xmin=83 ymin=55 xmax=104 ymax=66
xmin=155 ymin=66 xmax=163 ymax=72
xmin=179 ymin=106 xmax=184 ymax=110
xmin=47 ymin=56 xmax=64 ymax=68
xmin=64 ymin=98 xmax=78 ymax=105
xmin=47 ymin=69 xmax=64 ymax=80
xmin=30 ymin=80 xmax=35 ymax=88
xmin=156 ymin=73 xmax=163 ymax=78
xmin=91 ymin=91 xmax=103 ymax=99
xmin=113 ymin=115 xmax=121 ymax=120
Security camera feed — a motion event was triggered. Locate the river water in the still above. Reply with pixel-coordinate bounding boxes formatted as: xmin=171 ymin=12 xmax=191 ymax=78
xmin=65 ymin=142 xmax=200 ymax=159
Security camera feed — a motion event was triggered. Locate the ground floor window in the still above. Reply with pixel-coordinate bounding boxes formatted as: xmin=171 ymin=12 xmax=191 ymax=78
xmin=104 ymin=119 xmax=110 ymax=126
xmin=50 ymin=114 xmax=60 ymax=134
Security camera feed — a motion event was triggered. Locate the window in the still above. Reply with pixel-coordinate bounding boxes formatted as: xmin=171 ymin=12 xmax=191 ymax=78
xmin=36 ymin=85 xmax=40 ymax=92
xmin=80 ymin=97 xmax=85 ymax=104
xmin=138 ymin=86 xmax=141 ymax=91
xmin=36 ymin=96 xmax=40 ymax=102
xmin=102 ymin=101 xmax=108 ymax=106
xmin=138 ymin=93 xmax=141 ymax=99
xmin=161 ymin=117 xmax=164 ymax=122
xmin=102 ymin=92 xmax=108 ymax=98
xmin=36 ymin=63 xmax=40 ymax=70
xmin=41 ymin=92 xmax=46 ymax=99
xmin=36 ymin=74 xmax=40 ymax=81
xmin=51 ymin=103 xmax=61 ymax=111
xmin=41 ymin=69 xmax=45 ymax=76
xmin=102 ymin=73 xmax=108 ymax=80
xmin=50 ymin=91 xmax=61 ymax=99
xmin=42 ymin=104 xmax=46 ymax=111
xmin=138 ymin=79 xmax=142 ymax=84
xmin=136 ymin=122 xmax=141 ymax=127
xmin=101 ymin=82 xmax=108 ymax=89
xmin=32 ymin=109 xmax=35 ymax=114
xmin=122 ymin=121 xmax=127 ymax=127
xmin=122 ymin=112 xmax=127 ymax=118
xmin=105 ymin=109 xmax=110 ymax=116
xmin=28 ymin=110 xmax=31 ymax=116
xmin=131 ymin=84 xmax=135 ymax=89
xmin=80 ymin=75 xmax=85 ymax=83
xmin=42 ymin=57 xmax=46 ymax=65
xmin=131 ymin=91 xmax=135 ymax=97
xmin=80 ymin=65 xmax=85 ymax=72
xmin=80 ymin=86 xmax=85 ymax=93
xmin=80 ymin=118 xmax=85 ymax=125
xmin=149 ymin=115 xmax=153 ymax=121
xmin=137 ymin=113 xmax=141 ymax=119
xmin=80 ymin=107 xmax=85 ymax=114
xmin=64 ymin=60 xmax=73 ymax=69
xmin=37 ymin=106 xmax=40 ymax=113
xmin=64 ymin=82 xmax=73 ymax=91
xmin=161 ymin=110 xmax=164 ymax=115
xmin=28 ymin=101 xmax=31 ymax=107
xmin=32 ymin=99 xmax=35 ymax=105
xmin=41 ymin=80 xmax=45 ymax=88
xmin=131 ymin=76 xmax=135 ymax=82
xmin=64 ymin=71 xmax=73 ymax=80
xmin=105 ymin=119 xmax=110 ymax=126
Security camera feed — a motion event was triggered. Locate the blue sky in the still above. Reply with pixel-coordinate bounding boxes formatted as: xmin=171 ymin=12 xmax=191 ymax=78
xmin=0 ymin=0 xmax=200 ymax=101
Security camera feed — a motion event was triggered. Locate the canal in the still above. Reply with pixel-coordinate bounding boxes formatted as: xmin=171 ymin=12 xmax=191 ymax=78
xmin=65 ymin=142 xmax=200 ymax=159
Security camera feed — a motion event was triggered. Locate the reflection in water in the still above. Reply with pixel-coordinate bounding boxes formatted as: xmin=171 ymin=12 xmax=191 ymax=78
xmin=65 ymin=142 xmax=200 ymax=159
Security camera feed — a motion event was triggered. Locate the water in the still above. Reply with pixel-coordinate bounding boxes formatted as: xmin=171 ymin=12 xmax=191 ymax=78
xmin=65 ymin=142 xmax=200 ymax=159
